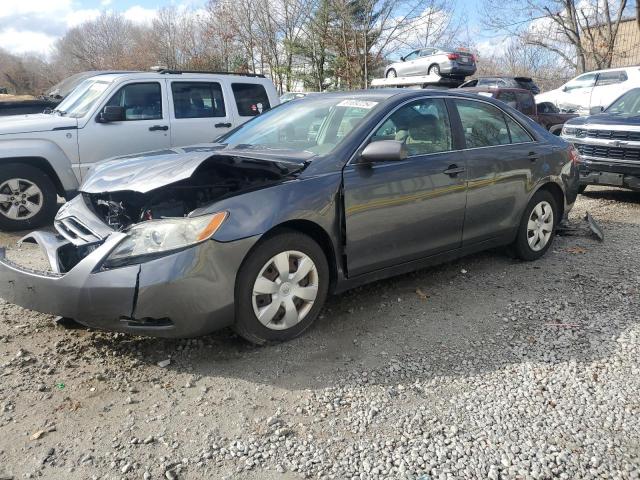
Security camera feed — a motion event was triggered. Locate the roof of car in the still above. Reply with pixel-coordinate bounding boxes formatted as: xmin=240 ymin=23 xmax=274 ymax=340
xmin=84 ymin=71 xmax=271 ymax=83
xmin=459 ymin=87 xmax=531 ymax=95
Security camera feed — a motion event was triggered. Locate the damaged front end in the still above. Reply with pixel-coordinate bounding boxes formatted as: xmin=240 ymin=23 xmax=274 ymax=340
xmin=0 ymin=148 xmax=304 ymax=336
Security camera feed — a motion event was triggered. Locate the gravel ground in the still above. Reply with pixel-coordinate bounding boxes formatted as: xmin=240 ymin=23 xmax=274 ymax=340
xmin=0 ymin=187 xmax=639 ymax=480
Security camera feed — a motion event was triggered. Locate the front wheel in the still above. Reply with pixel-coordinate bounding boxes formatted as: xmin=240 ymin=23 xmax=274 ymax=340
xmin=512 ymin=190 xmax=558 ymax=261
xmin=386 ymin=69 xmax=397 ymax=78
xmin=0 ymin=164 xmax=58 ymax=231
xmin=234 ymin=230 xmax=329 ymax=345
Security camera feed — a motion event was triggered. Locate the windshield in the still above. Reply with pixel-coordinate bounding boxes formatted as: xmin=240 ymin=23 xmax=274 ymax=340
xmin=219 ymin=96 xmax=380 ymax=155
xmin=605 ymin=88 xmax=640 ymax=115
xmin=55 ymin=79 xmax=112 ymax=118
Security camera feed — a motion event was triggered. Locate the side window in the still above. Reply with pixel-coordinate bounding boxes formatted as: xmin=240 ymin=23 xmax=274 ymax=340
xmin=504 ymin=115 xmax=533 ymax=143
xmin=171 ymin=82 xmax=225 ymax=119
xmin=105 ymin=82 xmax=162 ymax=121
xmin=564 ymin=73 xmax=596 ymax=91
xmin=371 ymin=98 xmax=452 ymax=156
xmin=515 ymin=92 xmax=535 ymax=115
xmin=404 ymin=51 xmax=419 ymax=61
xmin=420 ymin=48 xmax=434 ymax=57
xmin=497 ymin=91 xmax=518 ymax=109
xmin=596 ymin=71 xmax=628 ymax=86
xmin=231 ymin=83 xmax=271 ymax=117
xmin=455 ymin=99 xmax=511 ymax=148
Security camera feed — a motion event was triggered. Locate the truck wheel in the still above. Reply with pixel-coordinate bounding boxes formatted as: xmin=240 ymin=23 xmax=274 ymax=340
xmin=234 ymin=230 xmax=329 ymax=345
xmin=0 ymin=164 xmax=58 ymax=231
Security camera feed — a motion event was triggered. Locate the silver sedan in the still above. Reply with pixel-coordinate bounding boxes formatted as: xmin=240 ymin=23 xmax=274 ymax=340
xmin=385 ymin=47 xmax=477 ymax=78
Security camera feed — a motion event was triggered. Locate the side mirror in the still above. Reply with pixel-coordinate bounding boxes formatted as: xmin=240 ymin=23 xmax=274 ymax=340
xmin=400 ymin=56 xmax=405 ymax=62
xmin=589 ymin=105 xmax=604 ymax=115
xmin=562 ymin=85 xmax=568 ymax=92
xmin=359 ymin=140 xmax=407 ymax=164
xmin=98 ymin=105 xmax=125 ymax=123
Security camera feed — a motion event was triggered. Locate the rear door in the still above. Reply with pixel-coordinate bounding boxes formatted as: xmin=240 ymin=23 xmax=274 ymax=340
xmin=343 ymin=97 xmax=467 ymax=276
xmin=452 ymin=98 xmax=541 ymax=245
xmin=77 ymin=80 xmax=171 ymax=178
xmin=168 ymin=80 xmax=233 ymax=146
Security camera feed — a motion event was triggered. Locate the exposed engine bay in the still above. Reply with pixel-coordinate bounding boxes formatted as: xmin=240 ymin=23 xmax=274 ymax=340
xmin=83 ymin=155 xmax=303 ymax=231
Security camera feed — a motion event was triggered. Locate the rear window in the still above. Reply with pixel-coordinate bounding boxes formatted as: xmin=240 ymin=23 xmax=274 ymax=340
xmin=232 ymin=83 xmax=271 ymax=117
xmin=515 ymin=78 xmax=535 ymax=90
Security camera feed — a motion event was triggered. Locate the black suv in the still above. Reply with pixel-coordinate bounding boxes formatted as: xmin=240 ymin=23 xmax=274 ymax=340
xmin=459 ymin=76 xmax=540 ymax=95
xmin=561 ymin=87 xmax=640 ymax=192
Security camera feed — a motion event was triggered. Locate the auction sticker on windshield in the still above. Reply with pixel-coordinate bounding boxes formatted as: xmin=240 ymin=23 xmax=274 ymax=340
xmin=337 ymin=100 xmax=378 ymax=109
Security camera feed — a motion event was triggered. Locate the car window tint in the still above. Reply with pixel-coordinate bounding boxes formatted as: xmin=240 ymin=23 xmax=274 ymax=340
xmin=537 ymin=102 xmax=558 ymax=114
xmin=564 ymin=73 xmax=596 ymax=91
xmin=455 ymin=99 xmax=511 ymax=148
xmin=404 ymin=51 xmax=419 ymax=61
xmin=515 ymin=92 xmax=535 ymax=115
xmin=231 ymin=83 xmax=271 ymax=117
xmin=106 ymin=82 xmax=162 ymax=121
xmin=504 ymin=115 xmax=533 ymax=143
xmin=497 ymin=91 xmax=518 ymax=109
xmin=596 ymin=71 xmax=628 ymax=86
xmin=371 ymin=98 xmax=452 ymax=156
xmin=171 ymin=82 xmax=225 ymax=119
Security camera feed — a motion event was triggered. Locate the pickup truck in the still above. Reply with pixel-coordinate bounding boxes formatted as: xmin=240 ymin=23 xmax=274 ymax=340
xmin=0 ymin=70 xmax=279 ymax=231
xmin=465 ymin=87 xmax=578 ymax=135
xmin=561 ymin=87 xmax=640 ymax=193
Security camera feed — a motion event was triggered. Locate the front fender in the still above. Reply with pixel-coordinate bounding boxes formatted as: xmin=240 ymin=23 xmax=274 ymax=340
xmin=0 ymin=138 xmax=79 ymax=193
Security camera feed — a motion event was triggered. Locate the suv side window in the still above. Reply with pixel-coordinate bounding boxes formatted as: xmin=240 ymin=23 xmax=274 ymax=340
xmin=171 ymin=82 xmax=226 ymax=118
xmin=231 ymin=83 xmax=271 ymax=117
xmin=371 ymin=98 xmax=452 ymax=156
xmin=564 ymin=73 xmax=596 ymax=91
xmin=105 ymin=82 xmax=162 ymax=121
xmin=455 ymin=99 xmax=511 ymax=148
xmin=496 ymin=91 xmax=518 ymax=109
xmin=596 ymin=71 xmax=628 ymax=86
xmin=515 ymin=92 xmax=535 ymax=115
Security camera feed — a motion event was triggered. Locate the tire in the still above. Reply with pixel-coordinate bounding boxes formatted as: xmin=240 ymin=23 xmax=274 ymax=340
xmin=0 ymin=163 xmax=58 ymax=231
xmin=234 ymin=230 xmax=329 ymax=345
xmin=578 ymin=185 xmax=587 ymax=194
xmin=512 ymin=190 xmax=558 ymax=261
xmin=386 ymin=69 xmax=397 ymax=78
xmin=428 ymin=64 xmax=440 ymax=76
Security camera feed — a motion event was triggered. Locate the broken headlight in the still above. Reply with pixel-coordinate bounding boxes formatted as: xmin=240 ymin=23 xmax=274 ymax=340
xmin=103 ymin=212 xmax=227 ymax=267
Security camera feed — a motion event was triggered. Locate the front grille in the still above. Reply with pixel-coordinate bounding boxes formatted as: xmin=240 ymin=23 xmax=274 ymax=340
xmin=575 ymin=143 xmax=640 ymax=162
xmin=55 ymin=217 xmax=103 ymax=245
xmin=576 ymin=129 xmax=640 ymax=141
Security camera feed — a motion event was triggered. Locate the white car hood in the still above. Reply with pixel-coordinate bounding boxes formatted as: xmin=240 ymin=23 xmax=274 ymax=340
xmin=0 ymin=113 xmax=77 ymax=135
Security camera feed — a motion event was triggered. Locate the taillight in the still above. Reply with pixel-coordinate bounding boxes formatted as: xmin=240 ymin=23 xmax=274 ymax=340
xmin=470 ymin=54 xmax=476 ymax=62
xmin=447 ymin=53 xmax=460 ymax=60
xmin=568 ymin=146 xmax=581 ymax=165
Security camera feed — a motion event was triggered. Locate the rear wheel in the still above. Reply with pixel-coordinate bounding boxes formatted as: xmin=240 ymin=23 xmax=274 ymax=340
xmin=0 ymin=164 xmax=58 ymax=231
xmin=428 ymin=64 xmax=440 ymax=76
xmin=386 ymin=69 xmax=397 ymax=78
xmin=512 ymin=190 xmax=558 ymax=261
xmin=234 ymin=230 xmax=329 ymax=345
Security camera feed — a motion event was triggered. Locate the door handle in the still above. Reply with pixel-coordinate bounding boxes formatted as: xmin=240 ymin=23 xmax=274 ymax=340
xmin=528 ymin=151 xmax=539 ymax=162
xmin=215 ymin=122 xmax=232 ymax=128
xmin=149 ymin=125 xmax=169 ymax=131
xmin=443 ymin=165 xmax=465 ymax=177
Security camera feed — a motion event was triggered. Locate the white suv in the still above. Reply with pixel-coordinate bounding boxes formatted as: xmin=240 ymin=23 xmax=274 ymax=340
xmin=0 ymin=70 xmax=279 ymax=230
xmin=535 ymin=66 xmax=640 ymax=115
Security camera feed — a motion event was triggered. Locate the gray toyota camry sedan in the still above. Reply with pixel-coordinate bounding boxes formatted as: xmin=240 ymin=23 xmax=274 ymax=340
xmin=0 ymin=90 xmax=580 ymax=344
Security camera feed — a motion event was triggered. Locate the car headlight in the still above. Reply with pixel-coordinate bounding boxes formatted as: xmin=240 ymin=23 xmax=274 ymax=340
xmin=104 ymin=212 xmax=228 ymax=267
xmin=561 ymin=125 xmax=577 ymax=136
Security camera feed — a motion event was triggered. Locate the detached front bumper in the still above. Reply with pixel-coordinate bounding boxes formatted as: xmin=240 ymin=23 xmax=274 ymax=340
xmin=0 ymin=231 xmax=258 ymax=337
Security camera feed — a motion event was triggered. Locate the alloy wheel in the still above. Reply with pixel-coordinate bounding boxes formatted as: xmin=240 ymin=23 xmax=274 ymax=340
xmin=252 ymin=250 xmax=319 ymax=331
xmin=0 ymin=178 xmax=43 ymax=220
xmin=527 ymin=201 xmax=554 ymax=251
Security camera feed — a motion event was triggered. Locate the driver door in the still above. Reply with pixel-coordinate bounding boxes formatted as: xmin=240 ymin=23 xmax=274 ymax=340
xmin=558 ymin=73 xmax=596 ymax=112
xmin=77 ymin=81 xmax=171 ymax=180
xmin=399 ymin=51 xmax=420 ymax=76
xmin=342 ymin=97 xmax=467 ymax=277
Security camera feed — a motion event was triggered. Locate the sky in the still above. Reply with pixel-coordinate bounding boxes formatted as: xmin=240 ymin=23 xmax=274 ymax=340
xmin=1 ymin=0 xmax=494 ymax=58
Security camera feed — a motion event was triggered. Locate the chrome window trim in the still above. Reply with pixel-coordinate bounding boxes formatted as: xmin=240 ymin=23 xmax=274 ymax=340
xmin=346 ymin=94 xmax=537 ymax=167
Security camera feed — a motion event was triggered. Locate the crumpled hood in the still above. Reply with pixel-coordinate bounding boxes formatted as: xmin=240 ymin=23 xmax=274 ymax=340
xmin=80 ymin=144 xmax=313 ymax=194
xmin=565 ymin=112 xmax=640 ymax=127
xmin=0 ymin=113 xmax=77 ymax=135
